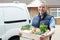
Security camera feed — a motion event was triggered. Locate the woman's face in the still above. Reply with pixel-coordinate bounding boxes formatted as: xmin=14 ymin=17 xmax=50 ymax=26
xmin=38 ymin=3 xmax=47 ymax=15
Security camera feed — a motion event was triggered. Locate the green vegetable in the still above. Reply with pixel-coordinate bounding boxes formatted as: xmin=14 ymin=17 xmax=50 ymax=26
xmin=36 ymin=31 xmax=43 ymax=35
xmin=39 ymin=23 xmax=48 ymax=33
xmin=21 ymin=24 xmax=30 ymax=30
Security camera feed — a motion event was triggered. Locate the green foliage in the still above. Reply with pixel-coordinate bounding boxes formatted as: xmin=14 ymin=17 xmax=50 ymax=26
xmin=39 ymin=23 xmax=48 ymax=33
xmin=21 ymin=24 xmax=30 ymax=30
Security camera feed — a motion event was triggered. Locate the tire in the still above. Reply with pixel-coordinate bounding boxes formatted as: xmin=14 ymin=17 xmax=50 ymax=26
xmin=8 ymin=35 xmax=20 ymax=40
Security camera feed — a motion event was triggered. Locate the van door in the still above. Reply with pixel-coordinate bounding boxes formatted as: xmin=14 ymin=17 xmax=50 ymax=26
xmin=0 ymin=3 xmax=30 ymax=40
xmin=0 ymin=7 xmax=6 ymax=40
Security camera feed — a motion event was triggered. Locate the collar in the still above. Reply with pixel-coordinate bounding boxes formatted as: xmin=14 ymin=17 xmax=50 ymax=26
xmin=38 ymin=12 xmax=47 ymax=20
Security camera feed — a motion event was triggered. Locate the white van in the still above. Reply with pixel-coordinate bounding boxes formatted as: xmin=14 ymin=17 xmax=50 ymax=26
xmin=0 ymin=3 xmax=30 ymax=40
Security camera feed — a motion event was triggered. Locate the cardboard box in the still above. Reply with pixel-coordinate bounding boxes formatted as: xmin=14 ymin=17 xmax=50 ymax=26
xmin=20 ymin=32 xmax=49 ymax=40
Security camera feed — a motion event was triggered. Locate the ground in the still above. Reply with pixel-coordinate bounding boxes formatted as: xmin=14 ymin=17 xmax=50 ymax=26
xmin=52 ymin=25 xmax=60 ymax=40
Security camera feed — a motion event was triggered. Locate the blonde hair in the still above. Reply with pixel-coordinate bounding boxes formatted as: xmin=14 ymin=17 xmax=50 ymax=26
xmin=39 ymin=0 xmax=47 ymax=7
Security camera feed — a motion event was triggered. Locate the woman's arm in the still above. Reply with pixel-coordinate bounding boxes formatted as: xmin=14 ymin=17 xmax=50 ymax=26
xmin=44 ymin=27 xmax=55 ymax=37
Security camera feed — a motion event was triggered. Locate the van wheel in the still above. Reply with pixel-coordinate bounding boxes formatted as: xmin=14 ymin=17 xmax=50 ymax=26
xmin=8 ymin=35 xmax=20 ymax=40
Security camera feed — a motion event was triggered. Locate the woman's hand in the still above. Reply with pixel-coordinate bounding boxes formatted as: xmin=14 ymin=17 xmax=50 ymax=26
xmin=40 ymin=34 xmax=47 ymax=40
xmin=19 ymin=31 xmax=22 ymax=37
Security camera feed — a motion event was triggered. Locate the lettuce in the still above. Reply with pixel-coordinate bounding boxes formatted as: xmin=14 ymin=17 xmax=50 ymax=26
xmin=21 ymin=25 xmax=30 ymax=30
xmin=39 ymin=23 xmax=48 ymax=33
